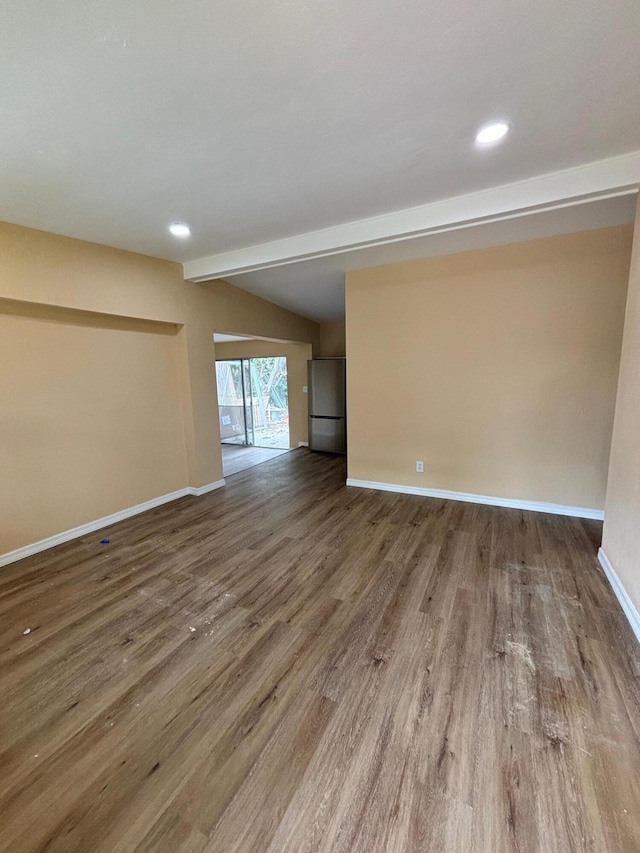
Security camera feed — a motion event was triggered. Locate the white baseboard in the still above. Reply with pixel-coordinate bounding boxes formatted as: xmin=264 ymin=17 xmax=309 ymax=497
xmin=190 ymin=479 xmax=226 ymax=497
xmin=0 ymin=479 xmax=226 ymax=568
xmin=598 ymin=548 xmax=640 ymax=644
xmin=298 ymin=441 xmax=309 ymax=447
xmin=345 ymin=478 xmax=604 ymax=520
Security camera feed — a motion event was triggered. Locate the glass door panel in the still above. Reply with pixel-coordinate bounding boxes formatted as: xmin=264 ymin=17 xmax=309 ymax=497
xmin=248 ymin=357 xmax=290 ymax=449
xmin=216 ymin=359 xmax=248 ymax=445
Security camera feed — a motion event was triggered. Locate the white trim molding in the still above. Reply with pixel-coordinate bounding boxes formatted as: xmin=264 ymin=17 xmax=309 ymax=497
xmin=184 ymin=150 xmax=640 ymax=281
xmin=0 ymin=480 xmax=226 ymax=568
xmin=345 ymin=478 xmax=604 ymax=520
xmin=598 ymin=548 xmax=640 ymax=644
xmin=190 ymin=479 xmax=226 ymax=496
xmin=297 ymin=441 xmax=309 ymax=447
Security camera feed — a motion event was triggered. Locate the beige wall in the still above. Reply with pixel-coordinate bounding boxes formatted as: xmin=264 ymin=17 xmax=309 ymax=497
xmin=0 ymin=304 xmax=187 ymax=553
xmin=602 ymin=198 xmax=640 ymax=613
xmin=215 ymin=339 xmax=312 ymax=448
xmin=206 ymin=279 xmax=320 ymax=351
xmin=0 ymin=221 xmax=318 ymax=555
xmin=319 ymin=320 xmax=346 ymax=357
xmin=346 ymin=226 xmax=632 ymax=509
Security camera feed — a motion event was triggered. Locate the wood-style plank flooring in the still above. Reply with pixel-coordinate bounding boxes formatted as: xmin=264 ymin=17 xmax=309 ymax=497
xmin=1 ymin=450 xmax=639 ymax=852
xmin=221 ymin=443 xmax=291 ymax=477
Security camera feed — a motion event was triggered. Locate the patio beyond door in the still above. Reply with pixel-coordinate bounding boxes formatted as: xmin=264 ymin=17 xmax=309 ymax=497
xmin=216 ymin=356 xmax=290 ymax=449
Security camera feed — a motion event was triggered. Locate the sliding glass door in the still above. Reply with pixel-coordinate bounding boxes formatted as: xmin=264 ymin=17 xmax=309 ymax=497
xmin=215 ymin=356 xmax=289 ymax=449
xmin=215 ymin=359 xmax=254 ymax=445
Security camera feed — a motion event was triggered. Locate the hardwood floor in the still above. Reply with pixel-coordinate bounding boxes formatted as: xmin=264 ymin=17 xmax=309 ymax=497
xmin=1 ymin=449 xmax=639 ymax=852
xmin=221 ymin=443 xmax=291 ymax=477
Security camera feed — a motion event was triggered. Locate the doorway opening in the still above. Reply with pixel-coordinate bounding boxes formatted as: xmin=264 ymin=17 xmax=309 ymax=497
xmin=216 ymin=355 xmax=292 ymax=476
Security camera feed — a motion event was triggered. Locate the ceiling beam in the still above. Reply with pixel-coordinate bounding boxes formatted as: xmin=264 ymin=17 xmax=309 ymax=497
xmin=183 ymin=150 xmax=640 ymax=282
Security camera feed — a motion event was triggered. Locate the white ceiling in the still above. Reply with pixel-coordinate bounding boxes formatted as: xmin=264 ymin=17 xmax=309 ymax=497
xmin=213 ymin=332 xmax=300 ymax=344
xmin=2 ymin=0 xmax=639 ymax=320
xmin=213 ymin=333 xmax=255 ymax=343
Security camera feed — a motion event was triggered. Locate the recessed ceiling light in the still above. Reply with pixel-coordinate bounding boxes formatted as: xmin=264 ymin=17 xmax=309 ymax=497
xmin=169 ymin=222 xmax=191 ymax=238
xmin=475 ymin=121 xmax=510 ymax=145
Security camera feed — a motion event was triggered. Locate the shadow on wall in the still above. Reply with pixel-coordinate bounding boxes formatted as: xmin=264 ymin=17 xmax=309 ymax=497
xmin=319 ymin=320 xmax=346 ymax=357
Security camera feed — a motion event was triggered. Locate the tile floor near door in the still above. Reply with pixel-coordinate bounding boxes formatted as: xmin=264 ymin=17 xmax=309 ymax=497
xmin=1 ymin=451 xmax=639 ymax=852
xmin=221 ymin=442 xmax=291 ymax=477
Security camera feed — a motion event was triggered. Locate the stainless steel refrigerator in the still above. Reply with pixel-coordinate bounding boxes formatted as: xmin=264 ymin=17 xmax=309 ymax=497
xmin=308 ymin=358 xmax=346 ymax=454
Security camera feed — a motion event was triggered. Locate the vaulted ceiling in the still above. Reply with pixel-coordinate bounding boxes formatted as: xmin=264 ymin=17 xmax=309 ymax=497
xmin=2 ymin=1 xmax=639 ymax=319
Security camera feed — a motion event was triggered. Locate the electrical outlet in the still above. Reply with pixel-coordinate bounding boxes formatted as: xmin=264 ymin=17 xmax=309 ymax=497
xmin=416 ymin=460 xmax=424 ymax=473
